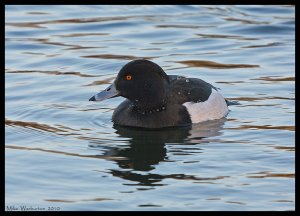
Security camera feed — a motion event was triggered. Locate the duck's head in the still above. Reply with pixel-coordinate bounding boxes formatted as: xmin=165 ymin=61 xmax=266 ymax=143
xmin=89 ymin=59 xmax=170 ymax=110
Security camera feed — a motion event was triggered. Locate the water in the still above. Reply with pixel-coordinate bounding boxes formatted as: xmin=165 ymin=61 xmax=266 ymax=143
xmin=5 ymin=5 xmax=295 ymax=211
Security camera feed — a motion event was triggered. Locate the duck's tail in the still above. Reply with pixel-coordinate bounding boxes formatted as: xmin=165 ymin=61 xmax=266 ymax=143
xmin=225 ymin=99 xmax=241 ymax=106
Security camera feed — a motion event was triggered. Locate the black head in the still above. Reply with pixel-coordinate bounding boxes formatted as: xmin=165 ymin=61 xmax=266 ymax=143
xmin=89 ymin=59 xmax=170 ymax=111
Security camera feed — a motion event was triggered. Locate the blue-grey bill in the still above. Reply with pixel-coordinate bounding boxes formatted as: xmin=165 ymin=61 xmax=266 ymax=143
xmin=89 ymin=82 xmax=120 ymax=102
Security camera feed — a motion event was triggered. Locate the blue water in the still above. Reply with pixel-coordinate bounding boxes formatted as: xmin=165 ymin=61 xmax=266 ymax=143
xmin=5 ymin=5 xmax=295 ymax=211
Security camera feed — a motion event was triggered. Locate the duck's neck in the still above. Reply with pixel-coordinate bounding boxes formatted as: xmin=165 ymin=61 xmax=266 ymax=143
xmin=132 ymin=92 xmax=167 ymax=113
xmin=132 ymin=100 xmax=167 ymax=114
xmin=130 ymin=79 xmax=169 ymax=113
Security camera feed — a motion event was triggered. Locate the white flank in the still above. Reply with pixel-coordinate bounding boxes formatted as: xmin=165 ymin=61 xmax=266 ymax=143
xmin=183 ymin=89 xmax=229 ymax=123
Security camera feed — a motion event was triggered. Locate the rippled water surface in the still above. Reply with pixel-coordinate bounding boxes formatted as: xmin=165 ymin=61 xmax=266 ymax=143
xmin=5 ymin=5 xmax=295 ymax=211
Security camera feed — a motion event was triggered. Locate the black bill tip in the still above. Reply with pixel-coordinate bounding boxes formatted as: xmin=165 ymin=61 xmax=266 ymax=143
xmin=89 ymin=96 xmax=96 ymax=101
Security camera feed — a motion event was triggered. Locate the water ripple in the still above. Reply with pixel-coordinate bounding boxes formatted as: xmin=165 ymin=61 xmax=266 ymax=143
xmin=174 ymin=60 xmax=259 ymax=69
xmin=6 ymin=69 xmax=99 ymax=77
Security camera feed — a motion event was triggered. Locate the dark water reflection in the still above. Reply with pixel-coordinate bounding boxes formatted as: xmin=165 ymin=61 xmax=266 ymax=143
xmin=88 ymin=119 xmax=225 ymax=186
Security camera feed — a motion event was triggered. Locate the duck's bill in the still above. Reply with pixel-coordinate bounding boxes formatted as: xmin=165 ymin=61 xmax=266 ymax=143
xmin=89 ymin=82 xmax=120 ymax=102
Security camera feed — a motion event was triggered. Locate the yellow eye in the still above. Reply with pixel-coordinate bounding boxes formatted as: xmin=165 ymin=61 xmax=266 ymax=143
xmin=126 ymin=75 xmax=132 ymax=81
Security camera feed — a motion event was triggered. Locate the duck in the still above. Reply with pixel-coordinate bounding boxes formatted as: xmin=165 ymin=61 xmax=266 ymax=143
xmin=89 ymin=59 xmax=229 ymax=129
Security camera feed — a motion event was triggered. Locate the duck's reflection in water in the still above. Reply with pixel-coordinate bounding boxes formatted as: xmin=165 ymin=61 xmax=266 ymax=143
xmin=89 ymin=118 xmax=226 ymax=186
